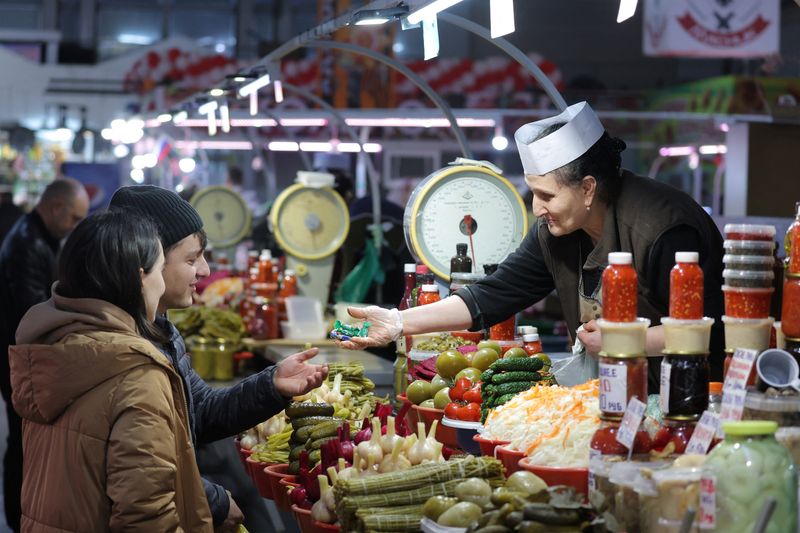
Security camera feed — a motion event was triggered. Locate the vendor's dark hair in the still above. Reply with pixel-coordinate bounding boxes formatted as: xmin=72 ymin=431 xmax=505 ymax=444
xmin=535 ymin=123 xmax=627 ymax=204
xmin=57 ymin=210 xmax=167 ymax=343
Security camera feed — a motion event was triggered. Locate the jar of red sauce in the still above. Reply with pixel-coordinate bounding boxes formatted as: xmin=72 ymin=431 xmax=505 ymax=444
xmin=724 ymin=223 xmax=776 ymax=242
xmin=522 ymin=333 xmax=543 ymax=355
xmin=669 ymin=251 xmax=704 ymax=319
xmin=490 ymin=315 xmax=516 ymax=341
xmin=602 ymin=252 xmax=637 ymax=322
xmin=782 ymin=274 xmax=800 ymax=338
xmin=590 ymin=419 xmax=652 ymax=456
xmin=652 ymin=418 xmax=696 ymax=455
xmin=417 ymin=284 xmax=441 ymax=306
xmin=598 ymin=354 xmax=648 ymax=419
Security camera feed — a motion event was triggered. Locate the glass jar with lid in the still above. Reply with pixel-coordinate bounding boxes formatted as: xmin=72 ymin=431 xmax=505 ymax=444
xmin=598 ymin=354 xmax=648 ymax=419
xmin=701 ymin=421 xmax=797 ymax=533
xmin=660 ymin=352 xmax=709 ymax=419
xmin=449 ymin=272 xmax=484 ymax=295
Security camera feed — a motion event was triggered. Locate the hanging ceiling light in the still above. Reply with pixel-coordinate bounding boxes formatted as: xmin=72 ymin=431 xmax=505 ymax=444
xmin=406 ymin=0 xmax=463 ymax=25
xmin=490 ymin=0 xmax=515 ymax=38
xmin=616 ymin=0 xmax=638 ymax=23
xmin=351 ymin=4 xmax=409 ymax=25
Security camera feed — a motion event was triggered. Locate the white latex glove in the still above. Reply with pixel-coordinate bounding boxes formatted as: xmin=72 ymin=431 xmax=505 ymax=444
xmin=336 ymin=306 xmax=403 ymax=349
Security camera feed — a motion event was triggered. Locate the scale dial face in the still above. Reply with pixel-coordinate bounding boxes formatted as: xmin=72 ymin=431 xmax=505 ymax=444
xmin=405 ymin=165 xmax=528 ymax=280
xmin=189 ymin=186 xmax=252 ymax=248
xmin=270 ymin=183 xmax=350 ymax=260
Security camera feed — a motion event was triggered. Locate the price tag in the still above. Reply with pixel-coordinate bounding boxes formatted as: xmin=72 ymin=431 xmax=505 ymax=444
xmin=698 ymin=475 xmax=717 ymax=529
xmin=686 ymin=411 xmax=720 ymax=455
xmin=599 ymin=363 xmax=627 ymax=414
xmin=615 ymin=397 xmax=647 ymax=450
xmin=722 ymin=348 xmax=757 ymax=391
xmin=659 ymin=360 xmax=671 ymax=414
xmin=588 ymin=448 xmax=602 ymax=492
xmin=718 ymin=389 xmax=747 ymax=437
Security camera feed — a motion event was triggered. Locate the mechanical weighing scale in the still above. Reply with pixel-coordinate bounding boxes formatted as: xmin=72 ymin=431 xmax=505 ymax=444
xmin=190 ymin=185 xmax=253 ymax=252
xmin=404 ymin=159 xmax=529 ymax=281
xmin=270 ymin=172 xmax=350 ymax=303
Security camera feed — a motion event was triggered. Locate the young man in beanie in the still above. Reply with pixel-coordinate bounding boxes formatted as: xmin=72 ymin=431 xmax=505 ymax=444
xmin=110 ymin=185 xmax=328 ymax=531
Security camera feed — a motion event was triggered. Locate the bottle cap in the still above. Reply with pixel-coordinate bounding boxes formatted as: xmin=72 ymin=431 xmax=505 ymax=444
xmin=421 ymin=284 xmax=438 ymax=292
xmin=522 ymin=333 xmax=540 ymax=342
xmin=709 ymin=382 xmax=723 ymax=394
xmin=675 ymin=251 xmax=699 ymax=263
xmin=284 ymin=269 xmax=295 ymax=276
xmin=404 ymin=263 xmax=416 ymax=273
xmin=483 ymin=263 xmax=499 ymax=275
xmin=456 ymin=243 xmax=468 ymax=254
xmin=517 ymin=326 xmax=538 ymax=335
xmin=248 ymin=250 xmax=259 ymax=257
xmin=607 ymin=252 xmax=632 ymax=265
xmin=416 ymin=264 xmax=430 ymax=275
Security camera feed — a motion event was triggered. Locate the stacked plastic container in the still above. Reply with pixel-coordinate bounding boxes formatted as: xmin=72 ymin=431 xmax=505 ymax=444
xmin=721 ymin=224 xmax=776 ymax=354
xmin=782 ymin=203 xmax=800 ymax=347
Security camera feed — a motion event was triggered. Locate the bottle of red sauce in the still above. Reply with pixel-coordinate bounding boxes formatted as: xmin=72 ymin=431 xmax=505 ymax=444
xmin=602 ymin=252 xmax=637 ymax=322
xmin=522 ymin=333 xmax=543 ymax=355
xmin=669 ymin=251 xmax=704 ymax=319
xmin=417 ymin=284 xmax=441 ymax=306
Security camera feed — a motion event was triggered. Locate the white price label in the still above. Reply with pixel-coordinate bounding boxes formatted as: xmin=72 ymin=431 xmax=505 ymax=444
xmin=718 ymin=389 xmax=747 ymax=433
xmin=686 ymin=411 xmax=720 ymax=455
xmin=659 ymin=360 xmax=671 ymax=414
xmin=699 ymin=475 xmax=717 ymax=529
xmin=599 ymin=362 xmax=628 ymax=414
xmin=588 ymin=448 xmax=602 ymax=492
xmin=722 ymin=348 xmax=757 ymax=391
xmin=615 ymin=397 xmax=647 ymax=450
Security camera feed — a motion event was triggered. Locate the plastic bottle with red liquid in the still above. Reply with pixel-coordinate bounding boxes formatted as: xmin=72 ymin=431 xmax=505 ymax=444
xmin=602 ymin=252 xmax=637 ymax=322
xmin=522 ymin=333 xmax=543 ymax=355
xmin=484 ymin=263 xmax=516 ymax=340
xmin=786 ymin=202 xmax=800 ymax=274
xmin=417 ymin=284 xmax=441 ymax=306
xmin=399 ymin=263 xmax=416 ymax=311
xmin=669 ymin=251 xmax=704 ymax=319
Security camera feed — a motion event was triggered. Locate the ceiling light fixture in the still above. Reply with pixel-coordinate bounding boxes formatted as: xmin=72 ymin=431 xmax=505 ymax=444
xmin=616 ymin=0 xmax=638 ymax=23
xmin=238 ymin=74 xmax=271 ymax=97
xmin=157 ymin=112 xmax=173 ymax=123
xmin=209 ymin=88 xmax=225 ymax=97
xmin=274 ymin=80 xmax=284 ymax=104
xmin=352 ymin=4 xmax=409 ymax=25
xmin=249 ymin=92 xmax=259 ymax=116
xmin=406 ymin=0 xmax=463 ymax=25
xmin=490 ymin=0 xmax=515 ymax=38
xmin=219 ymin=102 xmax=231 ymax=133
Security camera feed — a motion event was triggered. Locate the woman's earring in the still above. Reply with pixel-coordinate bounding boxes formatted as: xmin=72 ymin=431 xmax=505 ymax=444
xmin=586 ymin=205 xmax=591 ymax=211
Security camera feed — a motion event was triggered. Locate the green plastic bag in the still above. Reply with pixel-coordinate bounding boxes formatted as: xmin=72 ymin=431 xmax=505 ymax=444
xmin=335 ymin=239 xmax=385 ymax=303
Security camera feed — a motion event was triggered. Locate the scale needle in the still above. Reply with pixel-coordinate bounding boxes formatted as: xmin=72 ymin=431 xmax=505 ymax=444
xmin=463 ymin=214 xmax=477 ymax=271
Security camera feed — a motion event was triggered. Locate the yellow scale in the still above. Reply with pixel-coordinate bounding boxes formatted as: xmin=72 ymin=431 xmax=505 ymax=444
xmin=404 ymin=160 xmax=529 ymax=281
xmin=190 ymin=186 xmax=252 ymax=249
xmin=270 ymin=182 xmax=350 ymax=303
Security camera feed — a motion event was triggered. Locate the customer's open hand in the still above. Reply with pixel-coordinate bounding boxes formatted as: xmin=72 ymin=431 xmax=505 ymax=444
xmin=274 ymin=348 xmax=328 ymax=397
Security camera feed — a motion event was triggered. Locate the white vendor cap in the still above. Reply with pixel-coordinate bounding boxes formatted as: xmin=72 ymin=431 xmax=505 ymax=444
xmin=514 ymin=101 xmax=605 ymax=176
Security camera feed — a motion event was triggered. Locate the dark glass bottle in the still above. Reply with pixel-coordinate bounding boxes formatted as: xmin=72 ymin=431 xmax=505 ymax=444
xmin=450 ymin=243 xmax=472 ymax=276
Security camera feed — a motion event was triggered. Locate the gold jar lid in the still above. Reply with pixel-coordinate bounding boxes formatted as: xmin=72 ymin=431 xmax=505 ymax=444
xmin=664 ymin=414 xmax=702 ymax=422
xmin=598 ymin=351 xmax=647 ymax=360
xmin=661 ymin=350 xmax=710 ymax=356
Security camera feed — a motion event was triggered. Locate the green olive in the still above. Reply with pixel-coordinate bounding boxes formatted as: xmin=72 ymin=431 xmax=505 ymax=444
xmin=423 ymin=496 xmax=458 ymax=521
xmin=438 ymin=501 xmax=483 ymax=528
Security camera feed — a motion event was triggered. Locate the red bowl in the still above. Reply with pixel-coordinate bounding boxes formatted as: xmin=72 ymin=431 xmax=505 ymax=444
xmin=413 ymin=405 xmax=460 ymax=449
xmin=245 ymin=456 xmax=273 ymax=499
xmin=234 ymin=438 xmax=253 ymax=468
xmin=264 ymin=464 xmax=292 ymax=511
xmin=519 ymin=457 xmax=589 ymax=496
xmin=396 ymin=394 xmax=419 ymax=430
xmin=473 ymin=434 xmax=510 ymax=457
xmin=495 ymin=445 xmax=525 ymax=476
xmin=291 ymin=504 xmax=315 ymax=533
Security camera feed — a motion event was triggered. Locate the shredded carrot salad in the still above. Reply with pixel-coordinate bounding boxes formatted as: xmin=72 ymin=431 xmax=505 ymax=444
xmin=481 ymin=380 xmax=600 ymax=468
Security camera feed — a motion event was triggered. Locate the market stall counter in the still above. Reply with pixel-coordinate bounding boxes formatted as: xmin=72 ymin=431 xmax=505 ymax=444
xmin=243 ymin=338 xmax=394 ymax=399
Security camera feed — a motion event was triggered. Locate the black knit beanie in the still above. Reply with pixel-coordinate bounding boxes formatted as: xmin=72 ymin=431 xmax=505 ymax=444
xmin=109 ymin=185 xmax=203 ymax=249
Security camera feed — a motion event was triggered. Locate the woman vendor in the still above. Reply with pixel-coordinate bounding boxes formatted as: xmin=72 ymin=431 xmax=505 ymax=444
xmin=342 ymin=102 xmax=725 ymax=387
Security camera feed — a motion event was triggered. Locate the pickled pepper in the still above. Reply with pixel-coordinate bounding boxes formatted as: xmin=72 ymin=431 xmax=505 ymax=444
xmin=602 ymin=252 xmax=637 ymax=322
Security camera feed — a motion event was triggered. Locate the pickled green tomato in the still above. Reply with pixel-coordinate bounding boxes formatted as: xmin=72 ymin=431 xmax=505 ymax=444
xmin=471 ymin=348 xmax=499 ymax=371
xmin=436 ymin=350 xmax=469 ymax=380
xmin=406 ymin=380 xmax=432 ymax=405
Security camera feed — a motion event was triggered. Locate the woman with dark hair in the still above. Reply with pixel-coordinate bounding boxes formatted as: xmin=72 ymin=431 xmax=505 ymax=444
xmin=9 ymin=210 xmax=213 ymax=532
xmin=341 ymin=102 xmax=725 ymax=388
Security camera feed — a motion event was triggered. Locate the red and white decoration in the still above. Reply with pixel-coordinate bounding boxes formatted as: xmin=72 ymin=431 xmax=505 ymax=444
xmin=643 ymin=0 xmax=780 ymax=58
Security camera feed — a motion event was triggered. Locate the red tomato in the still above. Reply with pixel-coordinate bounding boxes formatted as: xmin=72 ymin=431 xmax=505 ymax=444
xmin=444 ymin=402 xmax=461 ymax=420
xmin=448 ymin=377 xmax=472 ymax=402
xmin=463 ymin=402 xmax=481 ymax=422
xmin=463 ymin=383 xmax=482 ymax=404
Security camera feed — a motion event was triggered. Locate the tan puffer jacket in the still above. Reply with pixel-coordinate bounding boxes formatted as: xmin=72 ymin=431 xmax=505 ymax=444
xmin=9 ymin=292 xmax=213 ymax=532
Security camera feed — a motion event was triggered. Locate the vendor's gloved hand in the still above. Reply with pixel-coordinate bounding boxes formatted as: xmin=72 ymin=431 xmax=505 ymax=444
xmin=336 ymin=306 xmax=403 ymax=350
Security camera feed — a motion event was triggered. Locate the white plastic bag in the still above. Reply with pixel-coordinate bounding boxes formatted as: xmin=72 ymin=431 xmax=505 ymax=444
xmin=551 ymin=325 xmax=598 ymax=387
